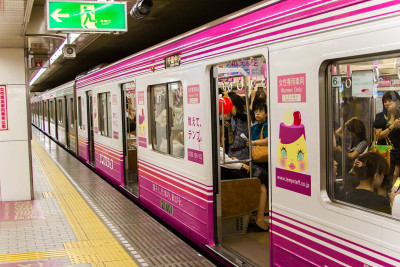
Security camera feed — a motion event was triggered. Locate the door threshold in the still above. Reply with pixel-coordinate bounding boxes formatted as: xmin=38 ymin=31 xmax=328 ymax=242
xmin=206 ymin=244 xmax=259 ymax=267
xmin=119 ymin=185 xmax=139 ymax=198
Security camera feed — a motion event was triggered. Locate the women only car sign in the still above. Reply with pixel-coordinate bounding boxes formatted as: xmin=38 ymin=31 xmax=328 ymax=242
xmin=0 ymin=85 xmax=8 ymax=131
xmin=277 ymin=73 xmax=306 ymax=103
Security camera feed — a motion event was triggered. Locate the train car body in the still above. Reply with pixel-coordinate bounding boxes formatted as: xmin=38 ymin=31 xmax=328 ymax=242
xmin=32 ymin=0 xmax=400 ymax=266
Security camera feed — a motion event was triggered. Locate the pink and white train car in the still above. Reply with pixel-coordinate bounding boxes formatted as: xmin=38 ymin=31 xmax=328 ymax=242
xmin=32 ymin=0 xmax=400 ymax=266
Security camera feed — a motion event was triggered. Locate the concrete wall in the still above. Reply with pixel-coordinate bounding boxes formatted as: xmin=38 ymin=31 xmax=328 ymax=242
xmin=0 ymin=48 xmax=31 ymax=201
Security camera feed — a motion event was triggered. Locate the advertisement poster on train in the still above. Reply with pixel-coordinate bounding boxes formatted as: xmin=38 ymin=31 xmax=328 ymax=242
xmin=277 ymin=73 xmax=306 ymax=103
xmin=375 ymin=91 xmax=384 ymax=114
xmin=218 ymin=57 xmax=264 ymax=76
xmin=186 ymin=85 xmax=203 ymax=164
xmin=137 ymin=90 xmax=147 ymax=148
xmin=275 ymin=108 xmax=311 ymax=196
xmin=112 ymin=94 xmax=119 ymax=139
xmin=112 ymin=112 xmax=118 ymax=139
xmin=0 ymin=85 xmax=8 ymax=131
xmin=352 ymin=70 xmax=375 ymax=98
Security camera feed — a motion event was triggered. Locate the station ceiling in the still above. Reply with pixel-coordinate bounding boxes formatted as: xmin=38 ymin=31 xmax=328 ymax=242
xmin=0 ymin=0 xmax=264 ymax=93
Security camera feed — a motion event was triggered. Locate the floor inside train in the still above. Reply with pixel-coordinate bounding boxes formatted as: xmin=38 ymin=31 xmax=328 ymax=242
xmin=222 ymin=220 xmax=270 ymax=266
xmin=0 ymin=127 xmax=215 ymax=266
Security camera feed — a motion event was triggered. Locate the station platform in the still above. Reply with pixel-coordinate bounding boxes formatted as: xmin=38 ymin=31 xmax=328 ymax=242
xmin=0 ymin=128 xmax=214 ymax=267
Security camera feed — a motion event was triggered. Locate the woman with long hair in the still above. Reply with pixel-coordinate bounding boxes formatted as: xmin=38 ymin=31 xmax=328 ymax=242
xmin=227 ymin=93 xmax=249 ymax=160
xmin=335 ymin=117 xmax=368 ymax=173
xmin=373 ymin=91 xmax=400 ymax=183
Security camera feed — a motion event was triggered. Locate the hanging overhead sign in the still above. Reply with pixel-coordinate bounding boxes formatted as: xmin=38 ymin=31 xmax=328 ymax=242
xmin=0 ymin=85 xmax=8 ymax=131
xmin=46 ymin=0 xmax=127 ymax=32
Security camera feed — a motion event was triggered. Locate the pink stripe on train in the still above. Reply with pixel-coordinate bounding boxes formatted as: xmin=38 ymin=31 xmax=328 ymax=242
xmin=271 ymin=211 xmax=400 ymax=266
xmin=139 ymin=159 xmax=213 ymax=191
xmin=76 ymin=0 xmax=392 ymax=88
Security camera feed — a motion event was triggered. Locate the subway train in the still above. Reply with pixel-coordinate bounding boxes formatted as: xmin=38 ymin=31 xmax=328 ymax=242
xmin=31 ymin=0 xmax=400 ymax=266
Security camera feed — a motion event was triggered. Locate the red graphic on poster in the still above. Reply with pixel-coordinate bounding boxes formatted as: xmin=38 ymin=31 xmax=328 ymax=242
xmin=0 ymin=85 xmax=8 ymax=131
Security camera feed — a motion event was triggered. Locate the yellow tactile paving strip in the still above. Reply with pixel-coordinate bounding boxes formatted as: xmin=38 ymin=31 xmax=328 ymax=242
xmin=0 ymin=139 xmax=137 ymax=267
xmin=0 ymin=250 xmax=68 ymax=263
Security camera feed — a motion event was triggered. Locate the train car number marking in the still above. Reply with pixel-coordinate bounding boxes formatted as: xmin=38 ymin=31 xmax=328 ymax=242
xmin=160 ymin=199 xmax=174 ymax=216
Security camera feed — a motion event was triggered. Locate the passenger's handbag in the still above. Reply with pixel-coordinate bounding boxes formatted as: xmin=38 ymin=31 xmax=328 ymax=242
xmin=252 ymin=125 xmax=268 ymax=163
xmin=370 ymin=133 xmax=392 ymax=173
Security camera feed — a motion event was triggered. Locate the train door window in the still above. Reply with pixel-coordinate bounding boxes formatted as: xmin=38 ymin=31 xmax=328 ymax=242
xmin=150 ymin=82 xmax=184 ymax=157
xmin=50 ymin=100 xmax=53 ymax=123
xmin=326 ymin=54 xmax=400 ymax=217
xmin=98 ymin=92 xmax=112 ymax=138
xmin=58 ymin=99 xmax=63 ymax=124
xmin=44 ymin=101 xmax=49 ymax=130
xmin=168 ymin=83 xmax=184 ymax=157
xmin=78 ymin=97 xmax=82 ymax=129
xmin=69 ymin=97 xmax=74 ymax=128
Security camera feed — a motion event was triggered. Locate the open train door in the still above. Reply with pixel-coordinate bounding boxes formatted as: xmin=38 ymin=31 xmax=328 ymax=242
xmin=210 ymin=55 xmax=270 ymax=266
xmin=122 ymin=81 xmax=139 ymax=197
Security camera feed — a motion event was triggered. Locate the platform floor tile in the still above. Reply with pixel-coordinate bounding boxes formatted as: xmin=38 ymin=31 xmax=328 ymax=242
xmin=31 ymin=128 xmax=215 ymax=266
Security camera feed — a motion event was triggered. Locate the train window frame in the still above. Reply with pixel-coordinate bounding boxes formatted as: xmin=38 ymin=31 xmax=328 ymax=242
xmin=50 ymin=100 xmax=54 ymax=123
xmin=78 ymin=96 xmax=82 ymax=129
xmin=98 ymin=92 xmax=112 ymax=138
xmin=323 ymin=52 xmax=400 ymax=218
xmin=69 ymin=97 xmax=75 ymax=128
xmin=58 ymin=99 xmax=63 ymax=124
xmin=149 ymin=81 xmax=185 ymax=158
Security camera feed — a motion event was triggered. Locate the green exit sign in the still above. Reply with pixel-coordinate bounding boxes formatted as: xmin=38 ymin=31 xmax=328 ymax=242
xmin=46 ymin=0 xmax=127 ymax=32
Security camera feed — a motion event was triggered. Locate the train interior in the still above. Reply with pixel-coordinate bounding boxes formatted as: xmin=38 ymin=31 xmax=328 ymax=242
xmin=123 ymin=82 xmax=139 ymax=196
xmin=329 ymin=55 xmax=400 ymax=216
xmin=215 ymin=56 xmax=270 ymax=266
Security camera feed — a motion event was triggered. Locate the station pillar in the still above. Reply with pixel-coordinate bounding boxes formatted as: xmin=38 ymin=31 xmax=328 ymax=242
xmin=0 ymin=48 xmax=32 ymax=201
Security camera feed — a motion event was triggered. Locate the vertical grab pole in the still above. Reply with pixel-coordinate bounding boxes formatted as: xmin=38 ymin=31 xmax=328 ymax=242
xmin=245 ymin=77 xmax=253 ymax=178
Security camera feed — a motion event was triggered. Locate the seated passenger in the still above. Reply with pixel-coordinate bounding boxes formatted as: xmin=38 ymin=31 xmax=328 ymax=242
xmin=248 ymin=103 xmax=268 ymax=171
xmin=171 ymin=131 xmax=184 ymax=158
xmin=250 ymin=88 xmax=267 ymax=122
xmin=335 ymin=117 xmax=368 ymax=173
xmin=227 ymin=94 xmax=249 ymax=160
xmin=345 ymin=152 xmax=391 ymax=214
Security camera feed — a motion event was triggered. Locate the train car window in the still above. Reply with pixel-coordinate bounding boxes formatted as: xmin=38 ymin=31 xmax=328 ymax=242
xmin=326 ymin=55 xmax=400 ymax=217
xmin=168 ymin=83 xmax=184 ymax=158
xmin=50 ymin=100 xmax=54 ymax=123
xmin=98 ymin=92 xmax=112 ymax=138
xmin=78 ymin=97 xmax=82 ymax=129
xmin=58 ymin=99 xmax=63 ymax=124
xmin=150 ymin=82 xmax=184 ymax=158
xmin=44 ymin=101 xmax=48 ymax=122
xmin=69 ymin=98 xmax=74 ymax=128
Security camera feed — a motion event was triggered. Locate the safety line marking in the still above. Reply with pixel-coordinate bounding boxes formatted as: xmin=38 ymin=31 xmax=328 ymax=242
xmin=33 ymin=138 xmax=149 ymax=267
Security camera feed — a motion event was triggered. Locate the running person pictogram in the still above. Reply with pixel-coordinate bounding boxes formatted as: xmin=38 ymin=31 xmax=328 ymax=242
xmin=81 ymin=5 xmax=97 ymax=29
